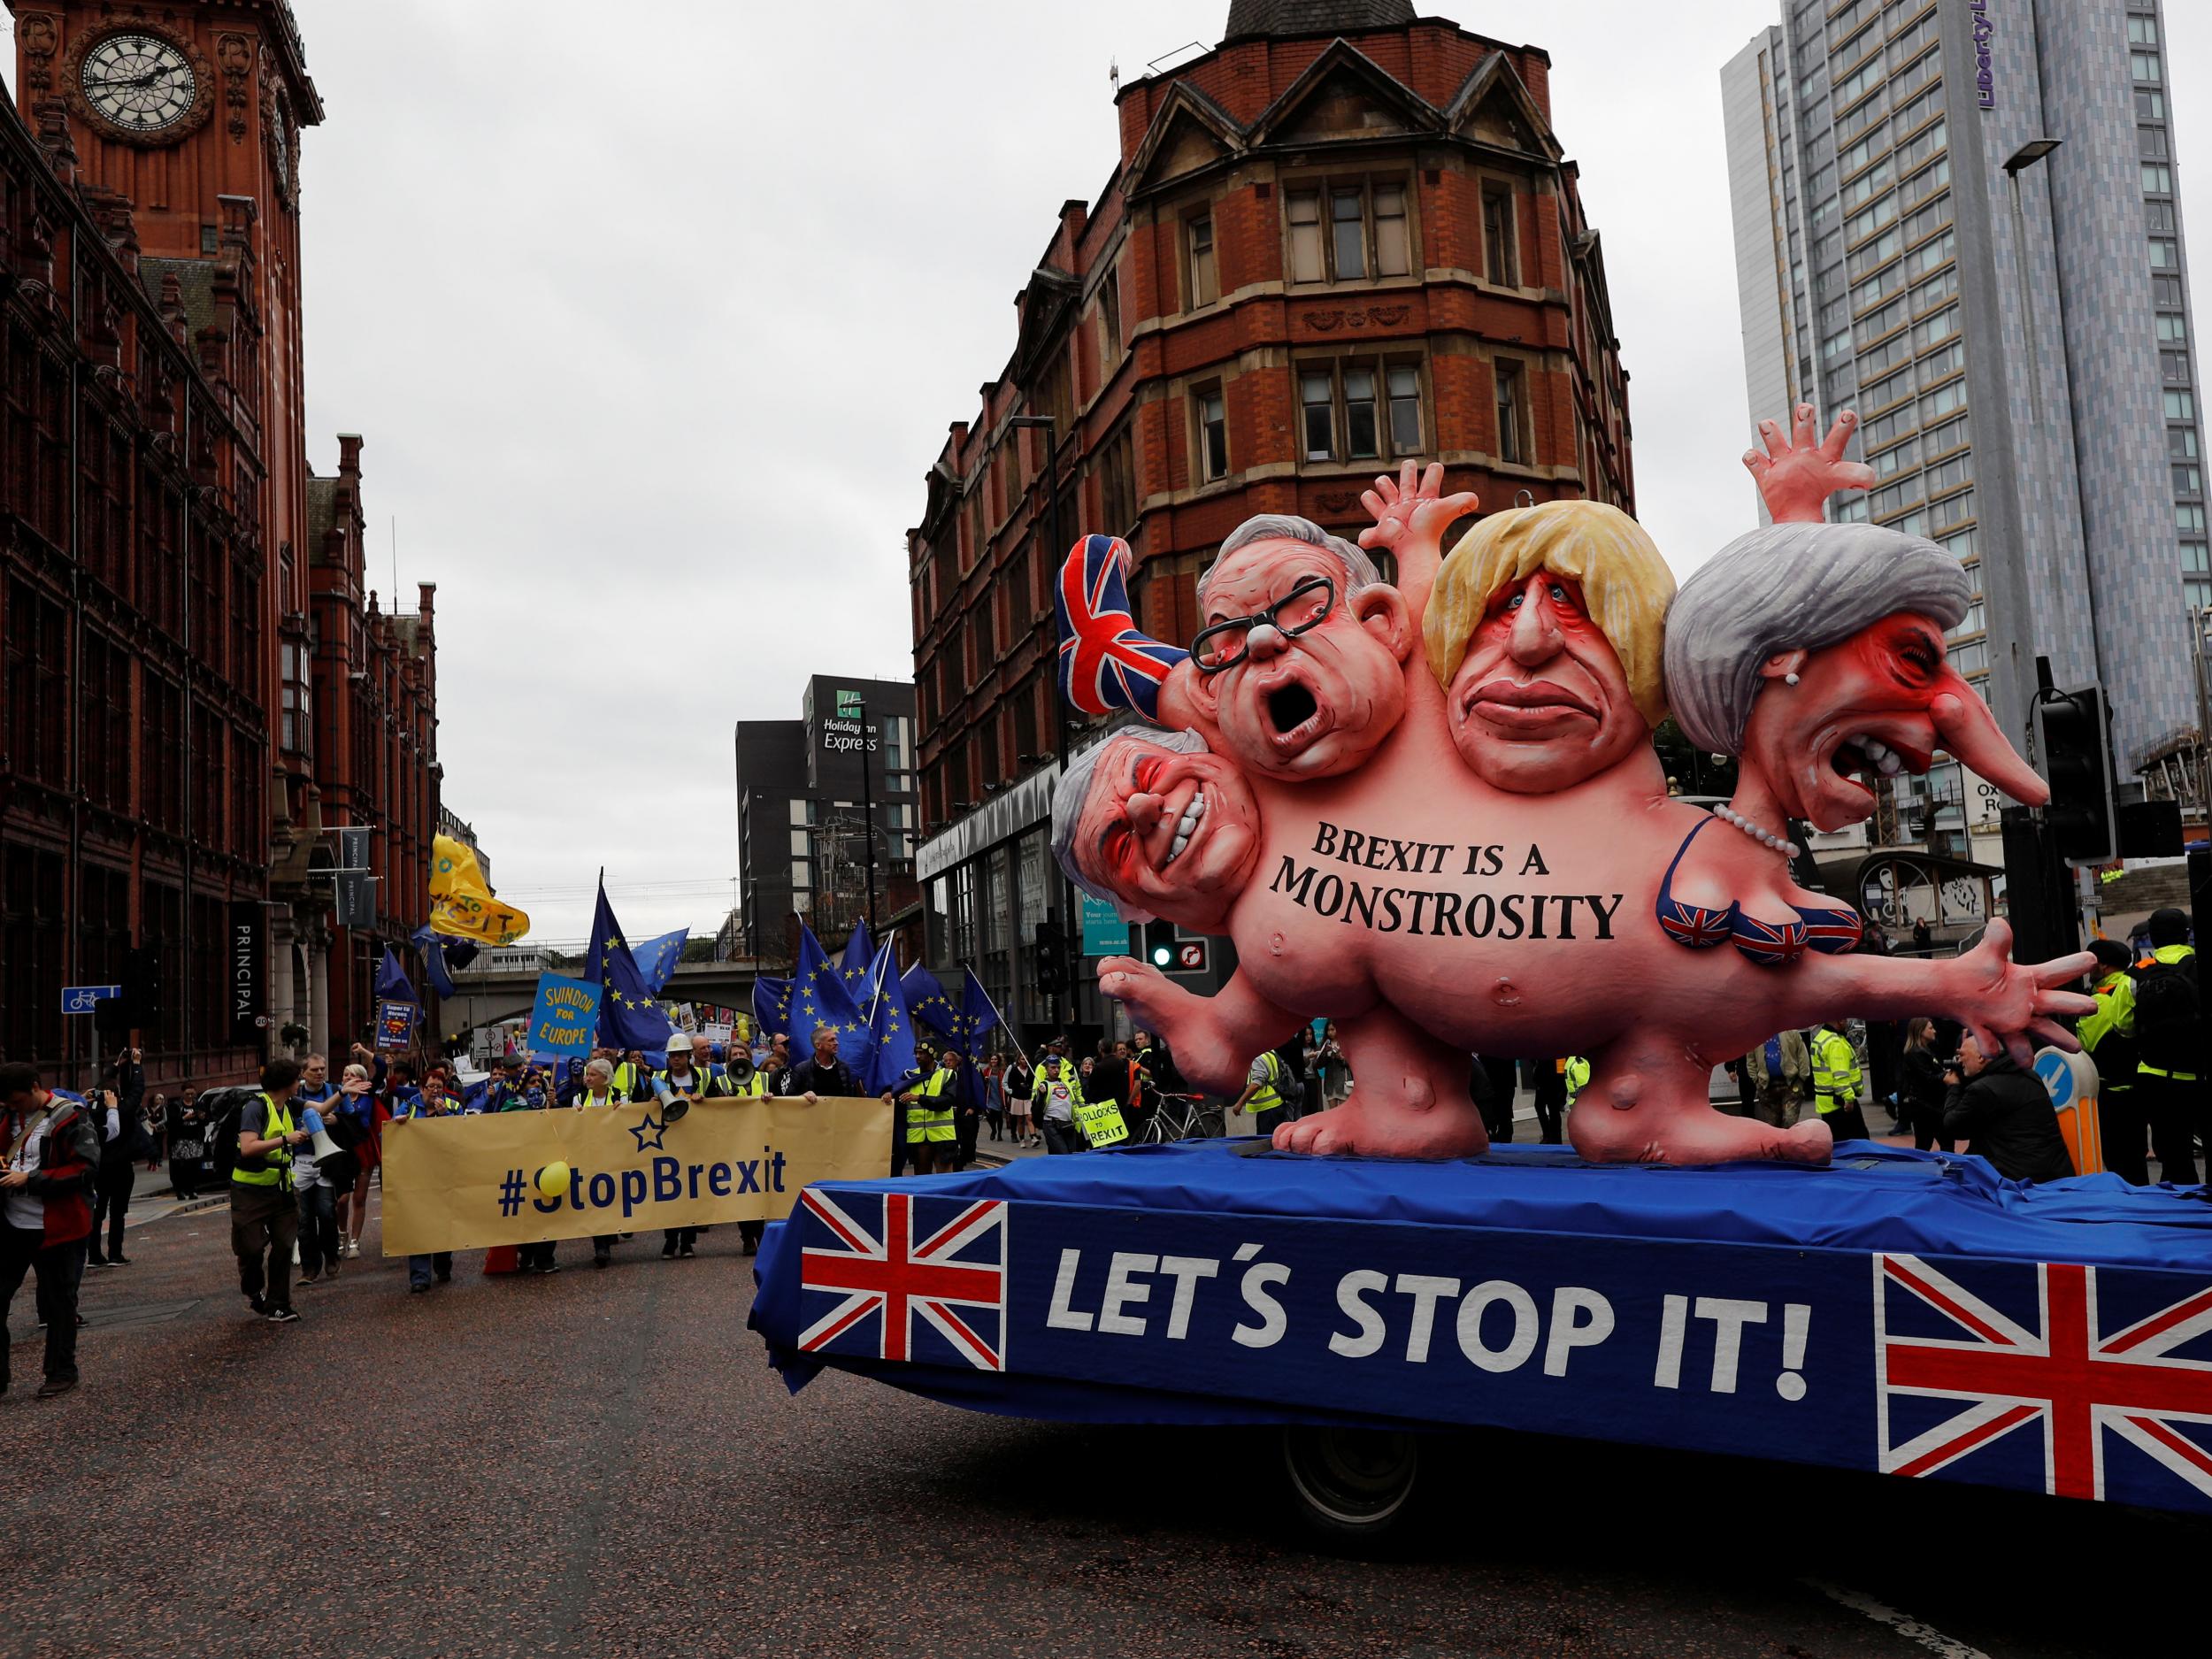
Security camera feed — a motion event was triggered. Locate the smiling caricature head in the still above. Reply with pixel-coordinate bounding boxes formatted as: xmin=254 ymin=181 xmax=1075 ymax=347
xmin=1051 ymin=727 xmax=1262 ymax=932
xmin=1423 ymin=501 xmax=1673 ymax=793
xmin=1664 ymin=521 xmax=2047 ymax=832
xmin=1186 ymin=515 xmax=1413 ymax=782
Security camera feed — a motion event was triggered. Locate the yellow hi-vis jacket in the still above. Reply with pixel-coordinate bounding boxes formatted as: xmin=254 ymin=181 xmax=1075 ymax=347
xmin=1811 ymin=1027 xmax=1862 ymax=1115
xmin=903 ymin=1067 xmax=957 ymax=1143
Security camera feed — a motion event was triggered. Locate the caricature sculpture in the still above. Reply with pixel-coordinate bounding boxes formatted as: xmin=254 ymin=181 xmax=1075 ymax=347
xmin=1051 ymin=407 xmax=2093 ymax=1166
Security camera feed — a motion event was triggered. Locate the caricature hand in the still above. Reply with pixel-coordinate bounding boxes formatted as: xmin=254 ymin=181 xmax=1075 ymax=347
xmin=1357 ymin=460 xmax=1479 ymax=556
xmin=1940 ymin=919 xmax=2096 ymax=1065
xmin=1744 ymin=404 xmax=1877 ymax=524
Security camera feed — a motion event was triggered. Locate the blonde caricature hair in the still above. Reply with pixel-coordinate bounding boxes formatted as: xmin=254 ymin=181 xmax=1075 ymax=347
xmin=1423 ymin=500 xmax=1675 ymax=729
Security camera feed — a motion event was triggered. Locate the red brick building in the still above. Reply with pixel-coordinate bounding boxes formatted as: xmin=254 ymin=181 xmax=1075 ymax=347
xmin=909 ymin=0 xmax=1633 ymax=1043
xmin=0 ymin=2 xmax=439 ymax=1087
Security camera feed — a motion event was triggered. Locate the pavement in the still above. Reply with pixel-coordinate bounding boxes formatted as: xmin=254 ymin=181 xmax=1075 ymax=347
xmin=7 ymin=1165 xmax=2201 ymax=1659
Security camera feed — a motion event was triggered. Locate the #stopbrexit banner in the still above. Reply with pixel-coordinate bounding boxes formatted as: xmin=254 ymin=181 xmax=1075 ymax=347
xmin=381 ymin=1096 xmax=892 ymax=1256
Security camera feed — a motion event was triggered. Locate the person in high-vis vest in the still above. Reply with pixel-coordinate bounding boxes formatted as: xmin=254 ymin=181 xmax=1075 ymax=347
xmin=572 ymin=1058 xmax=629 ymax=1268
xmin=1233 ymin=1048 xmax=1291 ymax=1139
xmin=2078 ymin=939 xmax=2145 ymax=1183
xmin=655 ymin=1033 xmax=718 ymax=1258
xmin=230 ymin=1058 xmax=309 ymax=1324
xmin=1809 ymin=1023 xmax=1870 ymax=1142
xmin=715 ymin=1048 xmax=772 ymax=1254
xmin=1032 ymin=1039 xmax=1086 ymax=1156
xmin=1563 ymin=1056 xmax=1592 ymax=1111
xmin=899 ymin=1051 xmax=963 ymax=1176
xmin=2131 ymin=907 xmax=2202 ymax=1184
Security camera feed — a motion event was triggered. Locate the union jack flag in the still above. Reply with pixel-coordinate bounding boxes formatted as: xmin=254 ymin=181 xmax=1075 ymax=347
xmin=1875 ymin=1253 xmax=2212 ymax=1504
xmin=1657 ymin=899 xmax=1733 ymax=950
xmin=1056 ymin=534 xmax=1188 ymax=719
xmin=796 ymin=1189 xmax=1008 ymax=1371
xmin=1796 ymin=906 xmax=1863 ymax=955
xmin=1731 ymin=912 xmax=1807 ymax=967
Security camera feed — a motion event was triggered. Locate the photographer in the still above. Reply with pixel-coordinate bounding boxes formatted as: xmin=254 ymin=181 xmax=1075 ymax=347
xmin=1940 ymin=1033 xmax=2073 ymax=1185
xmin=88 ymin=1075 xmax=153 ymax=1267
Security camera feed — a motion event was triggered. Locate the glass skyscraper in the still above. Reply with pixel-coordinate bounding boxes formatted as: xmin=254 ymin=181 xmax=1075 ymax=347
xmin=1723 ymin=0 xmax=2201 ymax=862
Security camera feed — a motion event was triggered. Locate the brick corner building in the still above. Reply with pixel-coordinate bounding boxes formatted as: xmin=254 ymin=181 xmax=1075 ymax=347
xmin=907 ymin=0 xmax=1633 ymax=1048
xmin=0 ymin=2 xmax=438 ymax=1087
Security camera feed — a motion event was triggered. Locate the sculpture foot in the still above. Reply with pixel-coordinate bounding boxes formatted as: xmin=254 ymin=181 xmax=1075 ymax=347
xmin=1272 ymin=1089 xmax=1489 ymax=1159
xmin=1570 ymin=1101 xmax=1832 ymax=1166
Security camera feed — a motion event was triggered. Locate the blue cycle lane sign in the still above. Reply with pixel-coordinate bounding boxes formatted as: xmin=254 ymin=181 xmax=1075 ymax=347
xmin=62 ymin=985 xmax=121 ymax=1015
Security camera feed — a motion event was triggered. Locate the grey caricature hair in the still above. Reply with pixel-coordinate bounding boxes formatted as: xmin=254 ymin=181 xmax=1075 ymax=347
xmin=1663 ymin=520 xmax=1970 ymax=757
xmin=1051 ymin=726 xmax=1211 ymax=921
xmin=1196 ymin=513 xmax=1382 ymax=610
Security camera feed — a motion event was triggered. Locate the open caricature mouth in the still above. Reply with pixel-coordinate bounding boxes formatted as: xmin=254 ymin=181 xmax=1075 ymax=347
xmin=1159 ymin=787 xmax=1209 ymax=868
xmin=1267 ymin=682 xmax=1319 ymax=738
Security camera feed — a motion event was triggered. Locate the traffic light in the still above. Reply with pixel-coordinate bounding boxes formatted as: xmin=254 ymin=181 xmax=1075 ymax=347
xmin=1033 ymin=919 xmax=1065 ymax=995
xmin=1143 ymin=920 xmax=1177 ymax=969
xmin=2032 ymin=686 xmax=2116 ymax=866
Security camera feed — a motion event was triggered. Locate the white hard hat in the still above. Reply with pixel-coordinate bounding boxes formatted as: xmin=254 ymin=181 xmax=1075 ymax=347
xmin=664 ymin=1032 xmax=690 ymax=1056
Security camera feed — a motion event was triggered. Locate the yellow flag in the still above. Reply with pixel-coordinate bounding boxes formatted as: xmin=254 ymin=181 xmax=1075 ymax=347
xmin=428 ymin=832 xmax=530 ymax=945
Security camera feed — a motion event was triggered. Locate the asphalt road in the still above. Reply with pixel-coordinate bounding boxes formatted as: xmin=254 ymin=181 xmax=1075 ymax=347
xmin=6 ymin=1192 xmax=2198 ymax=1659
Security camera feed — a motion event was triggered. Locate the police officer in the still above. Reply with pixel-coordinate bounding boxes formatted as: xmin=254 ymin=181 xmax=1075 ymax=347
xmin=899 ymin=1050 xmax=962 ymax=1176
xmin=230 ymin=1059 xmax=308 ymax=1324
xmin=1563 ymin=1055 xmax=1592 ymax=1113
xmin=1810 ymin=1022 xmax=1870 ymax=1142
xmin=1232 ymin=1045 xmax=1291 ymax=1139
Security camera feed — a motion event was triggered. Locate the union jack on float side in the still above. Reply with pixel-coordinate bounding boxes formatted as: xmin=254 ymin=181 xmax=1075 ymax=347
xmin=795 ymin=1188 xmax=1008 ymax=1372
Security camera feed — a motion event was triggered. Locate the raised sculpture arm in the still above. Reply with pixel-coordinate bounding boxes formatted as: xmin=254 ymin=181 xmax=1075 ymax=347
xmin=1742 ymin=403 xmax=1876 ymax=524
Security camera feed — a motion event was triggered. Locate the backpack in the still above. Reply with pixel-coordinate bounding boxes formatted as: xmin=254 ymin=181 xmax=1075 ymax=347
xmin=202 ymin=1087 xmax=261 ymax=1185
xmin=2131 ymin=954 xmax=2203 ymax=1074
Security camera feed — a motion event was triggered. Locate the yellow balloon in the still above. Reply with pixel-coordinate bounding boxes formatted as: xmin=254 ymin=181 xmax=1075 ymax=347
xmin=536 ymin=1162 xmax=570 ymax=1201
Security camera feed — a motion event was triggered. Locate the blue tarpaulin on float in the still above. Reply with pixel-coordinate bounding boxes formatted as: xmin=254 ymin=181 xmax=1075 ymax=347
xmin=749 ymin=1141 xmax=2212 ymax=1516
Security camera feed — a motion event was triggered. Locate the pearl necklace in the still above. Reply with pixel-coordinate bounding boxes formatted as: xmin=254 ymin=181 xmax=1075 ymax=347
xmin=1714 ymin=804 xmax=1801 ymax=858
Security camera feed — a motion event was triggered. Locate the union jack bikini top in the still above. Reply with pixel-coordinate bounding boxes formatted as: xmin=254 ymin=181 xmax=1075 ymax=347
xmin=1655 ymin=816 xmax=1863 ymax=967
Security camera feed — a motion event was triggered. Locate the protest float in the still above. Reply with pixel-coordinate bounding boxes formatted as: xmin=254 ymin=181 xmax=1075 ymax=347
xmin=751 ymin=413 xmax=2212 ymax=1532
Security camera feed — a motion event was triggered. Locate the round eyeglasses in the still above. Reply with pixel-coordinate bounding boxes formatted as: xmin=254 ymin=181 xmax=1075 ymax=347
xmin=1190 ymin=575 xmax=1338 ymax=673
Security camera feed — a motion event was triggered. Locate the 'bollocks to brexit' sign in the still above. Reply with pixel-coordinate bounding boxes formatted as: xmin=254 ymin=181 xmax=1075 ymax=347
xmin=381 ymin=1095 xmax=891 ymax=1256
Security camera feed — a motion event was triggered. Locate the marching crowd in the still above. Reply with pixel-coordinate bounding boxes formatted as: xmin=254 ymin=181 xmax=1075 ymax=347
xmin=2 ymin=905 xmax=2200 ymax=1402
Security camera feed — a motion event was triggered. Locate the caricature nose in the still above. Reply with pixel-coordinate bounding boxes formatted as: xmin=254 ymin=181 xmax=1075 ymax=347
xmin=1246 ymin=622 xmax=1287 ymax=661
xmin=1507 ymin=582 xmax=1562 ymax=664
xmin=1125 ymin=791 xmax=1164 ymax=836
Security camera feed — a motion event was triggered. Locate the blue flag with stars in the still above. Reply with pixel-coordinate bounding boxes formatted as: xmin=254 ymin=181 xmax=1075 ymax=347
xmin=584 ymin=879 xmax=674 ymax=1051
xmin=839 ymin=920 xmax=879 ymax=1001
xmin=411 ymin=924 xmax=478 ymax=1001
xmin=753 ymin=975 xmax=792 ymax=1040
xmin=632 ymin=928 xmax=688 ymax=997
xmin=374 ymin=946 xmax=414 ymax=1006
xmin=789 ymin=924 xmax=869 ymax=1069
xmin=957 ymin=965 xmax=1002 ymax=1054
xmin=902 ymin=964 xmax=956 ymax=1046
xmin=861 ymin=955 xmax=916 ymax=1095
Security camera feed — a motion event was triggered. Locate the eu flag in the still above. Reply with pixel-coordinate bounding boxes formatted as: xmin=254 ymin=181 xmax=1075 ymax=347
xmin=862 ymin=952 xmax=916 ymax=1094
xmin=839 ymin=920 xmax=879 ymax=1001
xmin=753 ymin=975 xmax=791 ymax=1040
xmin=411 ymin=924 xmax=478 ymax=1001
xmin=374 ymin=946 xmax=414 ymax=1005
xmin=584 ymin=878 xmax=674 ymax=1051
xmin=902 ymin=964 xmax=956 ymax=1046
xmin=788 ymin=925 xmax=868 ymax=1069
xmin=632 ymin=929 xmax=688 ymax=996
xmin=957 ymin=966 xmax=1002 ymax=1054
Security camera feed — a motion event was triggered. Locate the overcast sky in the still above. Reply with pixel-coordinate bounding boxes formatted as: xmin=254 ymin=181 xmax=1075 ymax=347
xmin=250 ymin=4 xmax=2200 ymax=941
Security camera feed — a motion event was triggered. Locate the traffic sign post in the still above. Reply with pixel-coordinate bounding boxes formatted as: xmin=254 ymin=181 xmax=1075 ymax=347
xmin=62 ymin=984 xmax=122 ymax=1015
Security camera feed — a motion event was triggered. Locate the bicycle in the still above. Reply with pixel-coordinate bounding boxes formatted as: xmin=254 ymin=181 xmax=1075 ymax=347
xmin=1141 ymin=1091 xmax=1225 ymax=1143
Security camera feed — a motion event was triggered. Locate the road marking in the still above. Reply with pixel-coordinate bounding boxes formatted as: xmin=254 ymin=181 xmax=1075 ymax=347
xmin=1802 ymin=1579 xmax=1992 ymax=1659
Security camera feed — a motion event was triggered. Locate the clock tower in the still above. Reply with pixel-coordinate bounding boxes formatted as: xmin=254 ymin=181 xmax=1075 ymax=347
xmin=10 ymin=0 xmax=322 ymax=641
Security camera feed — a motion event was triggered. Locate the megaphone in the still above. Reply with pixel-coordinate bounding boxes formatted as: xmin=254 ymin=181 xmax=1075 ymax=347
xmin=662 ymin=1094 xmax=689 ymax=1124
xmin=725 ymin=1051 xmax=756 ymax=1088
xmin=310 ymin=1126 xmax=345 ymax=1170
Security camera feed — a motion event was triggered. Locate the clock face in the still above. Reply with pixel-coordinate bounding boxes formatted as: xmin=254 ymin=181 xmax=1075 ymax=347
xmin=80 ymin=34 xmax=197 ymax=134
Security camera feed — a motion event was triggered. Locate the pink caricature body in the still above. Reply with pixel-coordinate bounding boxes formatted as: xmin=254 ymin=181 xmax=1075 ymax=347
xmin=1062 ymin=446 xmax=2090 ymax=1166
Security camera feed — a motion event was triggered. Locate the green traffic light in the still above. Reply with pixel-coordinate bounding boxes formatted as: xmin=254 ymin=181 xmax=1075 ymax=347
xmin=1151 ymin=945 xmax=1172 ymax=967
